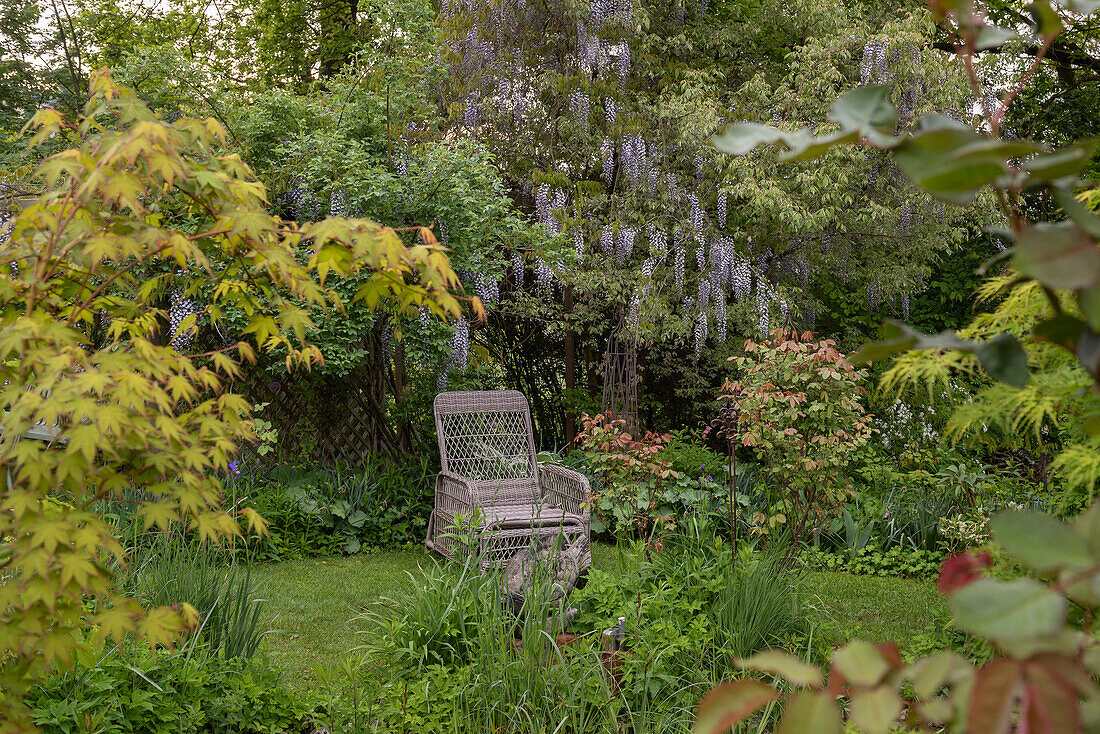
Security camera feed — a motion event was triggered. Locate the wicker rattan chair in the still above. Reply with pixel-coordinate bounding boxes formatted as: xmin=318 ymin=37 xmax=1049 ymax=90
xmin=426 ymin=390 xmax=591 ymax=569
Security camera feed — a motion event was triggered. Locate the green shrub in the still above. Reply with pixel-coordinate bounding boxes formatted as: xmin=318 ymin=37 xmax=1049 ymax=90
xmin=361 ymin=558 xmax=493 ymax=675
xmin=226 ymin=458 xmax=434 ymax=559
xmin=350 ymin=523 xmax=808 ymax=733
xmin=656 ymin=431 xmax=726 ymax=479
xmin=28 ymin=647 xmax=309 ymax=734
xmin=709 ymin=553 xmax=807 ymax=661
xmin=721 ymin=330 xmax=874 ymax=546
xmin=573 ymin=416 xmax=757 ymax=538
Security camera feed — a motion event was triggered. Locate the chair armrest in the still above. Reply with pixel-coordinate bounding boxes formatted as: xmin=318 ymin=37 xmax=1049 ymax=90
xmin=540 ymin=464 xmax=590 ymax=517
xmin=436 ymin=471 xmax=477 ymax=513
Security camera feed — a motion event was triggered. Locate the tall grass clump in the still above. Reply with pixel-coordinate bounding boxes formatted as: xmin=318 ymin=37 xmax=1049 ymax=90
xmin=343 ymin=521 xmax=811 ymax=734
xmin=123 ymin=533 xmax=269 ymax=660
xmin=709 ymin=553 xmax=808 ymax=662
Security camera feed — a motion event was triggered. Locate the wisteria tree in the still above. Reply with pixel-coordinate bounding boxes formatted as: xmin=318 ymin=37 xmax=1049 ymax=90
xmin=30 ymin=0 xmax=998 ymax=440
xmin=426 ymin=0 xmax=988 ymax=431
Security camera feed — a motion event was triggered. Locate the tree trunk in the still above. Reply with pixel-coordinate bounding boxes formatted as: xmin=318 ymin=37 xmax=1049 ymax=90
xmin=564 ymin=285 xmax=577 ymax=445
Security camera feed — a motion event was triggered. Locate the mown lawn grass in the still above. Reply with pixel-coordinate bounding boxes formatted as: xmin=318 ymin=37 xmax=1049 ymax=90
xmin=251 ymin=545 xmax=943 ymax=693
xmin=800 ymin=571 xmax=945 ymax=655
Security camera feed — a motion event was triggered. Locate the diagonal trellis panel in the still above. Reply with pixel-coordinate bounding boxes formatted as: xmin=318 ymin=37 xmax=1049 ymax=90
xmin=231 ymin=364 xmax=386 ymax=468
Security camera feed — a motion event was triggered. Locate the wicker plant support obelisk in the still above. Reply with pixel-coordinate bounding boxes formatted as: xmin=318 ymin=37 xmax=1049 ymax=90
xmin=600 ymin=328 xmax=640 ymax=433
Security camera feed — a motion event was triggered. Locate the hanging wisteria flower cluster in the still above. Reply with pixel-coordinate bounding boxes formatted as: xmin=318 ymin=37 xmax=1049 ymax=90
xmin=605 ymin=98 xmax=617 ymax=127
xmin=860 ymin=39 xmax=889 ymax=85
xmin=570 ymin=89 xmax=591 ymax=135
xmin=620 ymin=134 xmax=650 ymax=188
xmin=535 ymin=183 xmax=570 ymax=235
xmin=512 ymin=253 xmax=524 ymax=289
xmin=451 ymin=318 xmax=470 ymax=371
xmin=600 ymin=225 xmax=615 ymax=255
xmin=601 ymin=138 xmax=615 ymax=183
xmin=284 ymin=184 xmax=325 ymax=222
xmin=475 ymin=273 xmax=500 ymax=307
xmin=615 ymin=43 xmax=631 ymax=89
xmin=168 ymin=289 xmax=198 ymax=351
xmin=536 ymin=259 xmax=555 ymax=291
xmin=616 ymin=226 xmax=637 ymax=264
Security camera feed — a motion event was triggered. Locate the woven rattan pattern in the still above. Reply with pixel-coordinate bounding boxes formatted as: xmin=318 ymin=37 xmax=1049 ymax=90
xmin=427 ymin=390 xmax=591 ymax=570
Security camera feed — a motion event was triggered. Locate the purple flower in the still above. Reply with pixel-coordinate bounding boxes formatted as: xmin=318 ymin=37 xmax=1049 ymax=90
xmin=228 ymin=461 xmax=241 ymax=477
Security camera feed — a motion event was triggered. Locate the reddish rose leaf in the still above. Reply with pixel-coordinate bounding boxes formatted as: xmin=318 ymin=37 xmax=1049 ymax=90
xmin=692 ymin=679 xmax=779 ymax=734
xmin=1020 ymin=656 xmax=1088 ymax=734
xmin=937 ymin=551 xmax=993 ymax=595
xmin=966 ymin=658 xmax=1023 ymax=734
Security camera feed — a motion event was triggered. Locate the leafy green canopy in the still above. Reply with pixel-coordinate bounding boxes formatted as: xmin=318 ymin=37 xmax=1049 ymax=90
xmin=0 ymin=70 xmax=471 ymax=728
xmin=438 ymin=0 xmax=980 ymax=347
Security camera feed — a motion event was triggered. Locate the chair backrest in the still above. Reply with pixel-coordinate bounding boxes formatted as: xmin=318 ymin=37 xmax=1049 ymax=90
xmin=434 ymin=390 xmax=539 ymax=506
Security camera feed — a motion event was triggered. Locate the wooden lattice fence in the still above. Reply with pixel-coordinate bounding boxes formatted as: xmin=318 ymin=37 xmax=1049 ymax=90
xmin=233 ymin=358 xmax=405 ymax=469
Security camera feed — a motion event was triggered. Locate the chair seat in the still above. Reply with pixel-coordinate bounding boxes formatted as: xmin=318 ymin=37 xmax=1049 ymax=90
xmin=480 ymin=503 xmax=584 ymax=529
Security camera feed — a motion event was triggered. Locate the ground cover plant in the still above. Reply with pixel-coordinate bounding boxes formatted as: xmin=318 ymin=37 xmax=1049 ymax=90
xmin=323 ymin=523 xmax=813 ymax=733
xmin=226 ymin=458 xmax=435 ymax=558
